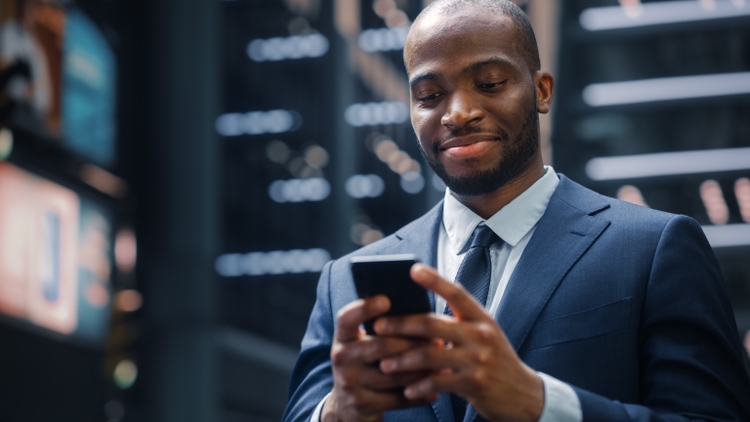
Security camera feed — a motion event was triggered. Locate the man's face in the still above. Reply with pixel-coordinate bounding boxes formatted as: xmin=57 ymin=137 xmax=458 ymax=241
xmin=404 ymin=8 xmax=542 ymax=196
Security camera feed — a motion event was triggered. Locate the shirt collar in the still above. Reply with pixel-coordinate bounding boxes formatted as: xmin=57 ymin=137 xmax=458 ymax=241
xmin=442 ymin=166 xmax=560 ymax=253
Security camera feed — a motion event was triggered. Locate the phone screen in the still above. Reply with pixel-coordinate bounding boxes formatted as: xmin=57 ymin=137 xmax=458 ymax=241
xmin=350 ymin=254 xmax=432 ymax=334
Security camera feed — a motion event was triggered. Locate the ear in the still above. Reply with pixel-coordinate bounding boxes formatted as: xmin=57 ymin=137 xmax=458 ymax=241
xmin=533 ymin=71 xmax=554 ymax=114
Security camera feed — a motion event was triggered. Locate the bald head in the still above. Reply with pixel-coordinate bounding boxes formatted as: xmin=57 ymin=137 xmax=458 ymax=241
xmin=407 ymin=0 xmax=540 ymax=74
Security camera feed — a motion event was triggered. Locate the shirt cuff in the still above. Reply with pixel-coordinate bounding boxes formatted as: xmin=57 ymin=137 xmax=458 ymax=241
xmin=310 ymin=392 xmax=331 ymax=422
xmin=537 ymin=372 xmax=582 ymax=422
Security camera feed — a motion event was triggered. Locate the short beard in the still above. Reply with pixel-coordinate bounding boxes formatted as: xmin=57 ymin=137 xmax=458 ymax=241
xmin=422 ymin=111 xmax=540 ymax=197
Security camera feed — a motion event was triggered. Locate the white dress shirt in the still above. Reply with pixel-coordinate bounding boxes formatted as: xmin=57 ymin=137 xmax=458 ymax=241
xmin=437 ymin=166 xmax=581 ymax=422
xmin=311 ymin=166 xmax=581 ymax=422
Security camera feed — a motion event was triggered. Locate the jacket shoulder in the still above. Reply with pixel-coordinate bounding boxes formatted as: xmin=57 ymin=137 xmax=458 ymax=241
xmin=556 ymin=174 xmax=684 ymax=227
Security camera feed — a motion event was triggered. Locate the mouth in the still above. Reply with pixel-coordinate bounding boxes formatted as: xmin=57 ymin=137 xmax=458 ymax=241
xmin=439 ymin=133 xmax=502 ymax=150
xmin=437 ymin=134 xmax=500 ymax=158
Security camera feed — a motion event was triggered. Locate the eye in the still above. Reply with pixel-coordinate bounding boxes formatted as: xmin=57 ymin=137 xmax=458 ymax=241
xmin=478 ymin=81 xmax=506 ymax=90
xmin=417 ymin=92 xmax=442 ymax=102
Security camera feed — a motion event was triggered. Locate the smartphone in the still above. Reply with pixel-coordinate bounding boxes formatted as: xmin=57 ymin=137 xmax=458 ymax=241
xmin=350 ymin=254 xmax=432 ymax=334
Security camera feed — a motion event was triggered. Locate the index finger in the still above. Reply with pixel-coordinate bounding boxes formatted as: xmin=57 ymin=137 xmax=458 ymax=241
xmin=336 ymin=295 xmax=390 ymax=342
xmin=410 ymin=264 xmax=487 ymax=321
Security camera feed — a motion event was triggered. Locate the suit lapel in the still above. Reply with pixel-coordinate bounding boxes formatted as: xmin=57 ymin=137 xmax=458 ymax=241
xmin=494 ymin=177 xmax=611 ymax=352
xmin=388 ymin=202 xmax=454 ymax=422
xmin=391 ymin=201 xmax=442 ymax=269
xmin=389 ymin=202 xmax=442 ymax=310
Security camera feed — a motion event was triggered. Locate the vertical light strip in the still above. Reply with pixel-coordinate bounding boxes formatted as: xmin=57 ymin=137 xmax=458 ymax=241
xmin=528 ymin=0 xmax=559 ymax=165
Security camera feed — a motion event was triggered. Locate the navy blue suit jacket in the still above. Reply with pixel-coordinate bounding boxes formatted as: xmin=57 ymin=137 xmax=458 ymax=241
xmin=283 ymin=176 xmax=750 ymax=422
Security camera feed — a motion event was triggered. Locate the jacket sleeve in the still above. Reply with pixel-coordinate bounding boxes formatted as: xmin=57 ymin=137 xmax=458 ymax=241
xmin=282 ymin=261 xmax=336 ymax=422
xmin=573 ymin=215 xmax=750 ymax=421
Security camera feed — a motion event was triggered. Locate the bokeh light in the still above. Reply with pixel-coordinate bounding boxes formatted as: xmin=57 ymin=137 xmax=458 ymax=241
xmin=115 ymin=290 xmax=143 ymax=312
xmin=113 ymin=359 xmax=138 ymax=390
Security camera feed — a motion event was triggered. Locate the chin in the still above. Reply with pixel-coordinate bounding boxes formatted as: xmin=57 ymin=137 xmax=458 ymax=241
xmin=442 ymin=175 xmax=507 ymax=197
xmin=432 ymin=152 xmax=538 ymax=197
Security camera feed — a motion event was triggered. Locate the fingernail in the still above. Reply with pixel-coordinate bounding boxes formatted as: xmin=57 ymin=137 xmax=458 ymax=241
xmin=404 ymin=386 xmax=417 ymax=399
xmin=381 ymin=359 xmax=395 ymax=372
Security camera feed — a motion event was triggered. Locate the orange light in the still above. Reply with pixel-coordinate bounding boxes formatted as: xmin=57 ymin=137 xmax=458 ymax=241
xmin=618 ymin=0 xmax=642 ymax=17
xmin=735 ymin=178 xmax=750 ymax=223
xmin=616 ymin=185 xmax=648 ymax=207
xmin=375 ymin=139 xmax=398 ymax=162
xmin=79 ymin=164 xmax=127 ymax=198
xmin=115 ymin=290 xmax=143 ymax=312
xmin=115 ymin=229 xmax=137 ymax=273
xmin=86 ymin=283 xmax=110 ymax=308
xmin=700 ymin=180 xmax=729 ymax=225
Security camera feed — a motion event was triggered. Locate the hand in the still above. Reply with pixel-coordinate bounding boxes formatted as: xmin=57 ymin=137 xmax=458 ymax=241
xmin=322 ymin=295 xmax=437 ymax=422
xmin=373 ymin=264 xmax=544 ymax=422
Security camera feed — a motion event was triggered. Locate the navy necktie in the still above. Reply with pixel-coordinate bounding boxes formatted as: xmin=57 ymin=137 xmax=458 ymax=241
xmin=445 ymin=224 xmax=497 ymax=422
xmin=444 ymin=224 xmax=497 ymax=316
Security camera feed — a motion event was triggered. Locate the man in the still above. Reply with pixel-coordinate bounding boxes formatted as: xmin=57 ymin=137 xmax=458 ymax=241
xmin=283 ymin=0 xmax=750 ymax=421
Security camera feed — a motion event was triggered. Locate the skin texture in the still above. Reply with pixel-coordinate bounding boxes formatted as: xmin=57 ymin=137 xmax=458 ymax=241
xmin=323 ymin=4 xmax=554 ymax=422
xmin=406 ymin=7 xmax=552 ymax=219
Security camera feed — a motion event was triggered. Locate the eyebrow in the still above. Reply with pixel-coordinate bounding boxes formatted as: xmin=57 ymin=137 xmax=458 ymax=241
xmin=409 ymin=72 xmax=438 ymax=88
xmin=408 ymin=57 xmax=517 ymax=88
xmin=467 ymin=57 xmax=516 ymax=73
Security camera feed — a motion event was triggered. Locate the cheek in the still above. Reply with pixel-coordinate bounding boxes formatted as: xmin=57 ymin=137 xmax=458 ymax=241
xmin=411 ymin=109 xmax=432 ymax=141
xmin=410 ymin=111 xmax=421 ymax=134
xmin=486 ymin=90 xmax=533 ymax=126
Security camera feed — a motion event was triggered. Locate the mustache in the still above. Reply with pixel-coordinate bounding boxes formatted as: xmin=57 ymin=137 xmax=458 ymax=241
xmin=432 ymin=126 xmax=510 ymax=154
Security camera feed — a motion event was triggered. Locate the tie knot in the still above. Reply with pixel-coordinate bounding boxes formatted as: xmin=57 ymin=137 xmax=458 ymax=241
xmin=470 ymin=224 xmax=497 ymax=249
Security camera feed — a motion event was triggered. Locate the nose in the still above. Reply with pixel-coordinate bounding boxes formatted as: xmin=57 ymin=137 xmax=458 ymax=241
xmin=440 ymin=90 xmax=483 ymax=128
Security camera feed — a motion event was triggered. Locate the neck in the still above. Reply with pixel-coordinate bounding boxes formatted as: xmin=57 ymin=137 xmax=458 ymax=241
xmin=450 ymin=157 xmax=545 ymax=220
